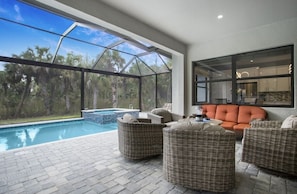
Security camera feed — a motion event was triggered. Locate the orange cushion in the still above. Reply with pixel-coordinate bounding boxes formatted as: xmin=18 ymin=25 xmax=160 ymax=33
xmin=237 ymin=106 xmax=266 ymax=124
xmin=233 ymin=123 xmax=250 ymax=131
xmin=202 ymin=104 xmax=217 ymax=119
xmin=220 ymin=121 xmax=237 ymax=130
xmin=215 ymin=105 xmax=239 ymax=123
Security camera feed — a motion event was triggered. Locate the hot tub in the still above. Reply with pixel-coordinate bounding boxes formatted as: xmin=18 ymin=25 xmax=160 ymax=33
xmin=82 ymin=108 xmax=139 ymax=124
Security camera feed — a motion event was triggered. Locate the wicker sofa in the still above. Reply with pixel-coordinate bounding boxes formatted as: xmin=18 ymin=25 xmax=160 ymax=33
xmin=242 ymin=119 xmax=297 ymax=176
xmin=163 ymin=122 xmax=236 ymax=192
xmin=202 ymin=104 xmax=267 ymax=138
xmin=117 ymin=117 xmax=166 ymax=159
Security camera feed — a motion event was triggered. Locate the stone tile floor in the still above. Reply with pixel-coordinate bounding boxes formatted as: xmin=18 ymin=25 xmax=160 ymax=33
xmin=0 ymin=130 xmax=296 ymax=194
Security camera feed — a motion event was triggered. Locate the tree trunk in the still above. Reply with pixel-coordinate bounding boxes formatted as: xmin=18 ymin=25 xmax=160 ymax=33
xmin=112 ymin=78 xmax=117 ymax=108
xmin=93 ymin=87 xmax=98 ymax=109
xmin=14 ymin=77 xmax=31 ymax=118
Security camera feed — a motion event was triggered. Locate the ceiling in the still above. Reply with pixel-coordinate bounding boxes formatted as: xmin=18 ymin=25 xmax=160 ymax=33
xmin=101 ymin=0 xmax=297 ymax=45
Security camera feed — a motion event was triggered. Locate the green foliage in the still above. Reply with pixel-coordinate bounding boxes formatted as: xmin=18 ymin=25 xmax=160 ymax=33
xmin=0 ymin=46 xmax=172 ymax=123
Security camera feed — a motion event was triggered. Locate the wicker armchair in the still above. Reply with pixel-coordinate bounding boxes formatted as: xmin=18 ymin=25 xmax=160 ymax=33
xmin=242 ymin=120 xmax=297 ymax=176
xmin=163 ymin=123 xmax=236 ymax=192
xmin=117 ymin=118 xmax=166 ymax=159
xmin=147 ymin=108 xmax=184 ymax=126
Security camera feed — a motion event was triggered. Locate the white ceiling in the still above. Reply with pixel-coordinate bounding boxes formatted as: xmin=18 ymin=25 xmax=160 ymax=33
xmin=101 ymin=0 xmax=297 ymax=45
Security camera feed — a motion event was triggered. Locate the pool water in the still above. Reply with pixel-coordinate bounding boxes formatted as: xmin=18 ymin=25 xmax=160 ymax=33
xmin=0 ymin=120 xmax=117 ymax=151
xmin=93 ymin=110 xmax=119 ymax=115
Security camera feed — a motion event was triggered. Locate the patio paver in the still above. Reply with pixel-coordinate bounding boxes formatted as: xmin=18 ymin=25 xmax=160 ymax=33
xmin=0 ymin=130 xmax=296 ymax=194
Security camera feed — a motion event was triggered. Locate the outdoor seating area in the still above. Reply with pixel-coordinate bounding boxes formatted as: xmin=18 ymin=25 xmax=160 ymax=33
xmin=117 ymin=115 xmax=165 ymax=159
xmin=163 ymin=122 xmax=236 ymax=192
xmin=1 ymin=0 xmax=297 ymax=193
xmin=202 ymin=104 xmax=267 ymax=138
xmin=242 ymin=117 xmax=297 ymax=176
xmin=115 ymin=111 xmax=297 ymax=192
xmin=147 ymin=108 xmax=185 ymax=126
xmin=1 ymin=127 xmax=297 ymax=194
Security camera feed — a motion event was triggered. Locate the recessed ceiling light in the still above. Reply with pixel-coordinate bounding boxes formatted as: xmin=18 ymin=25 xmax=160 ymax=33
xmin=217 ymin=14 xmax=223 ymax=19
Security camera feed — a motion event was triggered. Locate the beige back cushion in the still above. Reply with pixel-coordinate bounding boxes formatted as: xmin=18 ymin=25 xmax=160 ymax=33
xmin=170 ymin=121 xmax=210 ymax=131
xmin=151 ymin=108 xmax=172 ymax=123
xmin=122 ymin=113 xmax=138 ymax=123
xmin=202 ymin=125 xmax=225 ymax=133
xmin=281 ymin=115 xmax=297 ymax=128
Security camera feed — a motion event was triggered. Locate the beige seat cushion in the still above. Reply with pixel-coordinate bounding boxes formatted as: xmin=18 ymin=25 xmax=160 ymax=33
xmin=170 ymin=121 xmax=210 ymax=131
xmin=151 ymin=108 xmax=172 ymax=123
xmin=281 ymin=115 xmax=297 ymax=128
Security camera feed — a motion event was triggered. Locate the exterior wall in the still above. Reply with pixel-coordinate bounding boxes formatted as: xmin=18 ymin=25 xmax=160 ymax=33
xmin=187 ymin=17 xmax=297 ymax=120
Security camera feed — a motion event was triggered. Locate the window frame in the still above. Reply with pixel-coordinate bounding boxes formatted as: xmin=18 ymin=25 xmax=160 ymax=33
xmin=192 ymin=45 xmax=294 ymax=108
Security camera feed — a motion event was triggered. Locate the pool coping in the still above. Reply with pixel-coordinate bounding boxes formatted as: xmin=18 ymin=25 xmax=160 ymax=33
xmin=0 ymin=118 xmax=84 ymax=129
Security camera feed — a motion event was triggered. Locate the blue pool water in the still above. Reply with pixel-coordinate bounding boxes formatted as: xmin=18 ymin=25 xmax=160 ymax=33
xmin=93 ymin=110 xmax=119 ymax=115
xmin=0 ymin=119 xmax=117 ymax=151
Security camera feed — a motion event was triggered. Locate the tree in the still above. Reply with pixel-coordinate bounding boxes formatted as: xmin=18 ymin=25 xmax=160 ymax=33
xmin=96 ymin=50 xmax=125 ymax=108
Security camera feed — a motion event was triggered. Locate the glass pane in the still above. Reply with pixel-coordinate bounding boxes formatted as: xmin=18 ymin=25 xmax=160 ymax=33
xmin=116 ymin=53 xmax=136 ymax=74
xmin=209 ymin=81 xmax=232 ymax=104
xmin=95 ymin=50 xmax=126 ymax=73
xmin=237 ymin=81 xmax=258 ymax=104
xmin=0 ymin=19 xmax=59 ymax=59
xmin=117 ymin=77 xmax=139 ymax=109
xmin=67 ymin=25 xmax=122 ymax=47
xmin=160 ymin=55 xmax=172 ymax=69
xmin=141 ymin=75 xmax=156 ymax=111
xmin=84 ymin=73 xmax=114 ymax=109
xmin=136 ymin=59 xmax=155 ymax=76
xmin=157 ymin=73 xmax=171 ymax=107
xmin=113 ymin=42 xmax=147 ymax=55
xmin=236 ymin=77 xmax=291 ymax=106
xmin=236 ymin=46 xmax=292 ymax=77
xmin=194 ymin=56 xmax=232 ymax=81
xmin=197 ymin=87 xmax=206 ymax=102
xmin=54 ymin=37 xmax=104 ymax=68
xmin=0 ymin=62 xmax=81 ymax=124
xmin=139 ymin=53 xmax=170 ymax=73
xmin=85 ymin=73 xmax=140 ymax=109
xmin=120 ymin=57 xmax=142 ymax=76
xmin=0 ymin=0 xmax=73 ymax=34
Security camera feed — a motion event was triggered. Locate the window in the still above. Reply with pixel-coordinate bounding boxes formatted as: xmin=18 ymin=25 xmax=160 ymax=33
xmin=193 ymin=45 xmax=294 ymax=107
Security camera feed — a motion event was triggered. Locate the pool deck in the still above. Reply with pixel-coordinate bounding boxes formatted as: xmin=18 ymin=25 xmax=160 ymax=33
xmin=0 ymin=130 xmax=297 ymax=194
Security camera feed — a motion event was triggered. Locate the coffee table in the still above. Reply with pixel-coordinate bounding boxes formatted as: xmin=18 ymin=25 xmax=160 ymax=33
xmin=193 ymin=118 xmax=222 ymax=125
xmin=179 ymin=118 xmax=222 ymax=125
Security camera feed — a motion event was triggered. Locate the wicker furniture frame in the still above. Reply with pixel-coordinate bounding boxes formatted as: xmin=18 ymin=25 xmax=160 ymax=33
xmin=117 ymin=118 xmax=166 ymax=159
xmin=163 ymin=126 xmax=236 ymax=192
xmin=242 ymin=120 xmax=297 ymax=176
xmin=147 ymin=109 xmax=184 ymax=125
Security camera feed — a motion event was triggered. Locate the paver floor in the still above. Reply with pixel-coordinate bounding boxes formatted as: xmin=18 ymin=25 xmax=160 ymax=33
xmin=0 ymin=130 xmax=296 ymax=194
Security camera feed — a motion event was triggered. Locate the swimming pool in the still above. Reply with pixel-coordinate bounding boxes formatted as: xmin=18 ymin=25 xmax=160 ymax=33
xmin=0 ymin=119 xmax=117 ymax=151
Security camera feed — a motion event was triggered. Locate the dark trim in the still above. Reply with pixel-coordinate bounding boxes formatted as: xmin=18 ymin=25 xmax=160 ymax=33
xmin=139 ymin=77 xmax=142 ymax=111
xmin=231 ymin=55 xmax=237 ymax=104
xmin=192 ymin=45 xmax=294 ymax=107
xmin=0 ymin=56 xmax=140 ymax=79
xmin=81 ymin=70 xmax=85 ymax=115
xmin=155 ymin=75 xmax=158 ymax=108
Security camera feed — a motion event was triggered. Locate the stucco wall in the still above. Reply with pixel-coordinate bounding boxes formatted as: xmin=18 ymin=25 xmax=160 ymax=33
xmin=187 ymin=17 xmax=297 ymax=120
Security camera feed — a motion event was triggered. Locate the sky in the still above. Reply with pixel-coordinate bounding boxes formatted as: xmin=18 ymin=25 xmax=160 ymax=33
xmin=0 ymin=0 xmax=170 ymax=73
